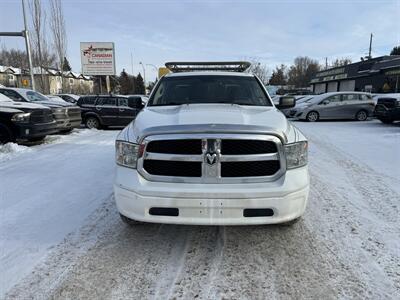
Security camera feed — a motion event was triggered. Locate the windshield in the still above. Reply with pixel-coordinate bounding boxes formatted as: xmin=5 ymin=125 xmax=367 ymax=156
xmin=26 ymin=90 xmax=49 ymax=102
xmin=148 ymin=75 xmax=272 ymax=106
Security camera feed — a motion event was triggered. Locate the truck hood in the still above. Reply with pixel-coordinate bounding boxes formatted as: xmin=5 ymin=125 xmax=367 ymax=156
xmin=120 ymin=104 xmax=295 ymax=143
xmin=31 ymin=99 xmax=74 ymax=108
xmin=0 ymin=100 xmax=50 ymax=110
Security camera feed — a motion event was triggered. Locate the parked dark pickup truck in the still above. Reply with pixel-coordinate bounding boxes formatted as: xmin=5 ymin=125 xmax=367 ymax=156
xmin=0 ymin=87 xmax=81 ymax=132
xmin=0 ymin=94 xmax=58 ymax=143
xmin=374 ymin=95 xmax=400 ymax=124
xmin=77 ymin=95 xmax=144 ymax=129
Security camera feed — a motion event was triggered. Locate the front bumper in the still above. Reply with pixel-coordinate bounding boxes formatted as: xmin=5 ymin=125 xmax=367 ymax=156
xmin=16 ymin=121 xmax=58 ymax=139
xmin=374 ymin=106 xmax=400 ymax=119
xmin=54 ymin=116 xmax=82 ymax=130
xmin=114 ymin=166 xmax=310 ymax=225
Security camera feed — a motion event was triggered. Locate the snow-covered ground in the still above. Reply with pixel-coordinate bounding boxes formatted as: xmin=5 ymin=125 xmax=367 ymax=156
xmin=1 ymin=121 xmax=399 ymax=299
xmin=0 ymin=129 xmax=119 ymax=297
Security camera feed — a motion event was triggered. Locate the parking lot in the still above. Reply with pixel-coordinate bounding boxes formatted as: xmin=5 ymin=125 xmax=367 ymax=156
xmin=1 ymin=120 xmax=399 ymax=299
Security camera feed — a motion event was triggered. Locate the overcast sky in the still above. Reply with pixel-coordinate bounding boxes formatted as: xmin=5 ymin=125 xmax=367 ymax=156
xmin=1 ymin=0 xmax=399 ymax=82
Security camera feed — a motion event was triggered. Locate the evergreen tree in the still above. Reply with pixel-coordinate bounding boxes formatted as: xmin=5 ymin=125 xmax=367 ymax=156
xmin=390 ymin=46 xmax=400 ymax=55
xmin=119 ymin=69 xmax=131 ymax=94
xmin=268 ymin=64 xmax=287 ymax=85
xmin=62 ymin=57 xmax=71 ymax=71
xmin=135 ymin=72 xmax=145 ymax=94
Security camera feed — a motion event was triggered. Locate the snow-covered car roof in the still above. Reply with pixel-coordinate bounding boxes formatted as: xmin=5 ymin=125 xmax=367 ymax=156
xmin=373 ymin=93 xmax=400 ymax=100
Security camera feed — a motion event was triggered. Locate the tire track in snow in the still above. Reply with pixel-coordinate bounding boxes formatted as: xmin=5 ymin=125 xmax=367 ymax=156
xmin=152 ymin=225 xmax=193 ymax=300
xmin=306 ymin=139 xmax=400 ymax=295
xmin=308 ymin=132 xmax=400 ymax=224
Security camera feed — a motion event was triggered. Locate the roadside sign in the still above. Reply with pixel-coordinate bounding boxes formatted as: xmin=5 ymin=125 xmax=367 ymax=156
xmin=80 ymin=42 xmax=116 ymax=76
xmin=22 ymin=79 xmax=29 ymax=86
xmin=158 ymin=67 xmax=170 ymax=78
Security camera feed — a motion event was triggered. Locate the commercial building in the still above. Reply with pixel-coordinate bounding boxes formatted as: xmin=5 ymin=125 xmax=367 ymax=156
xmin=310 ymin=55 xmax=400 ymax=94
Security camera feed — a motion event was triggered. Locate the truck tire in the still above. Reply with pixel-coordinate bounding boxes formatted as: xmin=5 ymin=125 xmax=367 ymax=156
xmin=85 ymin=116 xmax=100 ymax=129
xmin=0 ymin=123 xmax=14 ymax=144
xmin=306 ymin=111 xmax=319 ymax=122
xmin=119 ymin=213 xmax=144 ymax=226
xmin=355 ymin=110 xmax=368 ymax=121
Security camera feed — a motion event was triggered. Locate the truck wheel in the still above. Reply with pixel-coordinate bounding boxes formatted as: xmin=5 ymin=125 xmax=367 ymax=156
xmin=306 ymin=111 xmax=319 ymax=122
xmin=0 ymin=124 xmax=14 ymax=144
xmin=379 ymin=118 xmax=394 ymax=124
xmin=120 ymin=213 xmax=144 ymax=226
xmin=355 ymin=110 xmax=368 ymax=121
xmin=85 ymin=117 xmax=100 ymax=129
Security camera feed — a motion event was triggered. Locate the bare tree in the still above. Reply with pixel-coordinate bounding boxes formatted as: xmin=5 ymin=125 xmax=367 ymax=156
xmin=248 ymin=60 xmax=270 ymax=84
xmin=50 ymin=0 xmax=67 ymax=92
xmin=29 ymin=0 xmax=56 ymax=92
xmin=331 ymin=57 xmax=352 ymax=68
xmin=287 ymin=56 xmax=321 ymax=88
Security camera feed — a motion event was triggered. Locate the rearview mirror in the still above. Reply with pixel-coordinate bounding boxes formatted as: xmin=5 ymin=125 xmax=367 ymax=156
xmin=276 ymin=96 xmax=295 ymax=109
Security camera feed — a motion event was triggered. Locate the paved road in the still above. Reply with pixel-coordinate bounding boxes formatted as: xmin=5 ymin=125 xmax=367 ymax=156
xmin=4 ymin=121 xmax=400 ymax=300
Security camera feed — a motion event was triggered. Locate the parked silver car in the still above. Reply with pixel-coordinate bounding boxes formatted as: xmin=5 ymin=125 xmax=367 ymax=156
xmin=291 ymin=92 xmax=375 ymax=122
xmin=282 ymin=95 xmax=314 ymax=117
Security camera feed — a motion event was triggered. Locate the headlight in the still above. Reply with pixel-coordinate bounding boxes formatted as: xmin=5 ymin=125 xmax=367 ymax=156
xmin=115 ymin=141 xmax=140 ymax=168
xmin=11 ymin=112 xmax=31 ymax=123
xmin=52 ymin=108 xmax=65 ymax=114
xmin=284 ymin=141 xmax=308 ymax=169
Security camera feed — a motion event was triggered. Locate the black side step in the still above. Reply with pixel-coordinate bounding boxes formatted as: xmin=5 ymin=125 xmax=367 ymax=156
xmin=243 ymin=208 xmax=274 ymax=217
xmin=149 ymin=207 xmax=179 ymax=217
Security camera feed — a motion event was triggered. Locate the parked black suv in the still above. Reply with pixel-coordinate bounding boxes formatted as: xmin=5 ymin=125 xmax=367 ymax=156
xmin=78 ymin=95 xmax=143 ymax=129
xmin=0 ymin=88 xmax=81 ymax=132
xmin=374 ymin=96 xmax=400 ymax=124
xmin=0 ymin=94 xmax=58 ymax=143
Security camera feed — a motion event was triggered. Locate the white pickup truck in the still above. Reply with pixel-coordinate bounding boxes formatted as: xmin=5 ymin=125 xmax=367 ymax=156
xmin=114 ymin=62 xmax=309 ymax=226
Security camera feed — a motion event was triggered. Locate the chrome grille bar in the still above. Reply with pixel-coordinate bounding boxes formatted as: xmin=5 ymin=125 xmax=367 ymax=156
xmin=137 ymin=134 xmax=285 ymax=184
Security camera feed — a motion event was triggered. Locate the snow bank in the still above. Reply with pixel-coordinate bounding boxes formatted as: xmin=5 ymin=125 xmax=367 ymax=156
xmin=0 ymin=143 xmax=32 ymax=162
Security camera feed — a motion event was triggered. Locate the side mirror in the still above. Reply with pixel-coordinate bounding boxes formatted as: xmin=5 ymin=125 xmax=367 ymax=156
xmin=130 ymin=99 xmax=145 ymax=110
xmin=276 ymin=96 xmax=295 ymax=109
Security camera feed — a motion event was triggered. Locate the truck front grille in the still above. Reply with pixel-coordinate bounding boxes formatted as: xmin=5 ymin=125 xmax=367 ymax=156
xmin=146 ymin=139 xmax=202 ymax=154
xmin=221 ymin=160 xmax=280 ymax=177
xmin=67 ymin=107 xmax=82 ymax=120
xmin=139 ymin=134 xmax=285 ymax=183
xmin=30 ymin=110 xmax=54 ymax=123
xmin=144 ymin=160 xmax=202 ymax=177
xmin=377 ymin=98 xmax=397 ymax=109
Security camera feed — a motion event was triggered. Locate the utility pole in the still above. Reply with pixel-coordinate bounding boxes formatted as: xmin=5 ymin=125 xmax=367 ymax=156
xmin=22 ymin=0 xmax=35 ymax=90
xmin=368 ymin=33 xmax=373 ymax=60
xmin=325 ymin=57 xmax=328 ymax=69
xmin=0 ymin=0 xmax=35 ymax=90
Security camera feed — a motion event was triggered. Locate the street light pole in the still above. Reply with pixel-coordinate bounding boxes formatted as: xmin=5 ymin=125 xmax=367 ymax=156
xmin=139 ymin=61 xmax=146 ymax=92
xmin=22 ymin=0 xmax=35 ymax=90
xmin=146 ymin=64 xmax=158 ymax=80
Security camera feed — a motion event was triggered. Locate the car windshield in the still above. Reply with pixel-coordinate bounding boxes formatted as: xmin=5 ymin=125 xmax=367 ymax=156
xmin=26 ymin=90 xmax=49 ymax=102
xmin=148 ymin=75 xmax=272 ymax=106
